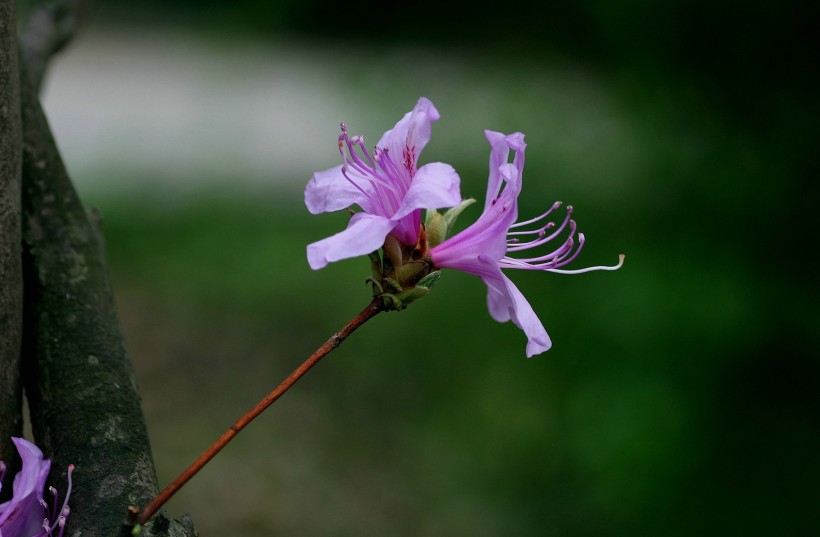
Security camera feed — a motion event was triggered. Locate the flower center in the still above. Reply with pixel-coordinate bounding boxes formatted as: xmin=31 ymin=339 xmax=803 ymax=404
xmin=337 ymin=123 xmax=408 ymax=219
xmin=336 ymin=123 xmax=422 ymax=246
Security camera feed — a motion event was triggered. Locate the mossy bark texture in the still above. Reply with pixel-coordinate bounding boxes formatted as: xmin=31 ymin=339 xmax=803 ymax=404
xmin=0 ymin=0 xmax=24 ymax=499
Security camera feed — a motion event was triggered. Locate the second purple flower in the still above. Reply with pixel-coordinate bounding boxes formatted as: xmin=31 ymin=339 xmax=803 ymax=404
xmin=0 ymin=437 xmax=74 ymax=537
xmin=429 ymin=130 xmax=624 ymax=357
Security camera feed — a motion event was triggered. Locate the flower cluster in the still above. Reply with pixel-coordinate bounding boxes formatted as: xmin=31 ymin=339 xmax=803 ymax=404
xmin=0 ymin=438 xmax=73 ymax=537
xmin=306 ymin=98 xmax=622 ymax=356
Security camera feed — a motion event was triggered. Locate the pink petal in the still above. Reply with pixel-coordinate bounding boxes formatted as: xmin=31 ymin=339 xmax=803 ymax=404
xmin=486 ymin=283 xmax=510 ymax=323
xmin=0 ymin=438 xmax=51 ymax=535
xmin=476 ymin=256 xmax=552 ymax=357
xmin=392 ymin=162 xmax=461 ymax=220
xmin=304 ymin=165 xmax=373 ymax=215
xmin=429 ymin=197 xmax=514 ymax=268
xmin=483 ymin=130 xmax=509 ymax=210
xmin=9 ymin=438 xmax=49 ymax=499
xmin=306 ymin=213 xmax=396 ymax=270
xmin=377 ymin=97 xmax=440 ymax=170
xmin=482 ymin=130 xmax=526 ymax=212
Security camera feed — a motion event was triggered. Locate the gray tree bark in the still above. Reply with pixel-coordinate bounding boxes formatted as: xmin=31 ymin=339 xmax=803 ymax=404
xmin=0 ymin=0 xmax=24 ymax=500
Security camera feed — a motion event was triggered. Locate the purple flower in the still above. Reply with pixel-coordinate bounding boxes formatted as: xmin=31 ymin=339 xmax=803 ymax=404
xmin=0 ymin=438 xmax=74 ymax=537
xmin=429 ymin=130 xmax=624 ymax=357
xmin=305 ymin=97 xmax=462 ymax=269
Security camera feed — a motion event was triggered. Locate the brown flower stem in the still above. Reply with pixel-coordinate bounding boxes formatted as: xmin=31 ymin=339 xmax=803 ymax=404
xmin=138 ymin=298 xmax=385 ymax=525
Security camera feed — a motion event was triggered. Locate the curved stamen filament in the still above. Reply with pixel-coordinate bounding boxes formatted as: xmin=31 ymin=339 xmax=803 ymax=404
xmin=547 ymin=253 xmax=625 ymax=274
xmin=340 ymin=125 xmax=376 ymax=169
xmin=507 ymin=221 xmax=555 ymax=237
xmin=337 ymin=125 xmax=407 ymax=217
xmin=508 ymin=221 xmax=577 ymax=262
xmin=552 ymin=236 xmax=583 ymax=266
xmin=507 ymin=210 xmax=573 ymax=252
xmin=342 ymin=160 xmax=400 ymax=197
xmin=375 ymin=147 xmax=409 ymax=192
xmin=338 ymin=137 xmax=400 ymax=197
xmin=57 ymin=466 xmax=74 ymax=527
xmin=340 ymin=166 xmax=379 ymax=209
xmin=498 ymin=199 xmax=623 ymax=274
xmin=37 ymin=465 xmax=73 ymax=536
xmin=339 ymin=128 xmax=374 ymax=173
xmin=509 ymin=201 xmax=562 ymax=228
xmin=506 ymin=235 xmax=576 ymax=266
xmin=48 ymin=486 xmax=59 ymax=525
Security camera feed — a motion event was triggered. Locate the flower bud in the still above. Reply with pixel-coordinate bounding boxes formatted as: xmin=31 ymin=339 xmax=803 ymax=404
xmin=425 ymin=210 xmax=448 ymax=248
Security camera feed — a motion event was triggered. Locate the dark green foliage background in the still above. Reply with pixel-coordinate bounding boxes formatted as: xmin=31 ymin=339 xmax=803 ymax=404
xmin=36 ymin=1 xmax=817 ymax=535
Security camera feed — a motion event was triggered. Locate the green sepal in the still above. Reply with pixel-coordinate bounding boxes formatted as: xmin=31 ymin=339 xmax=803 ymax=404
xmin=425 ymin=208 xmax=440 ymax=228
xmin=426 ymin=212 xmax=447 ymax=248
xmin=416 ymin=270 xmax=441 ymax=289
xmin=443 ymin=198 xmax=476 ymax=232
xmin=380 ymin=293 xmax=400 ymax=310
xmin=365 ymin=276 xmax=383 ymax=295
xmin=382 ymin=234 xmax=403 ymax=272
xmin=377 ymin=281 xmax=435 ymax=311
xmin=384 ymin=277 xmax=402 ymax=294
xmin=368 ymin=251 xmax=383 ymax=280
xmin=397 ymin=285 xmax=430 ymax=307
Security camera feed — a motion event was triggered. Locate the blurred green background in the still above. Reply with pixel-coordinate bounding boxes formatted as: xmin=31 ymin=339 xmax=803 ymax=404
xmin=27 ymin=0 xmax=818 ymax=535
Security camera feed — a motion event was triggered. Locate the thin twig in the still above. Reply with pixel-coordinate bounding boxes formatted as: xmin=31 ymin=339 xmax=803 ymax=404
xmin=138 ymin=297 xmax=385 ymax=524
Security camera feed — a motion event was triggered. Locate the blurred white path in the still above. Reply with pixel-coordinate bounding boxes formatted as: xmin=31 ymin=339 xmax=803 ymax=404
xmin=42 ymin=26 xmax=637 ymax=200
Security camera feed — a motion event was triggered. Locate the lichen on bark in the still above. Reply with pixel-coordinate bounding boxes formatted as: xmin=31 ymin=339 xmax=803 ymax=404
xmin=0 ymin=0 xmax=24 ymax=500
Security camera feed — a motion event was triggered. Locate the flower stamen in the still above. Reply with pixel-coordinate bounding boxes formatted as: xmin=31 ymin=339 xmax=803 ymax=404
xmin=500 ymin=202 xmax=622 ymax=273
xmin=336 ymin=124 xmax=411 ymax=219
xmin=507 ymin=206 xmax=573 ymax=252
xmin=33 ymin=464 xmax=74 ymax=537
xmin=509 ymin=201 xmax=563 ymax=228
xmin=548 ymin=253 xmax=626 ymax=274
